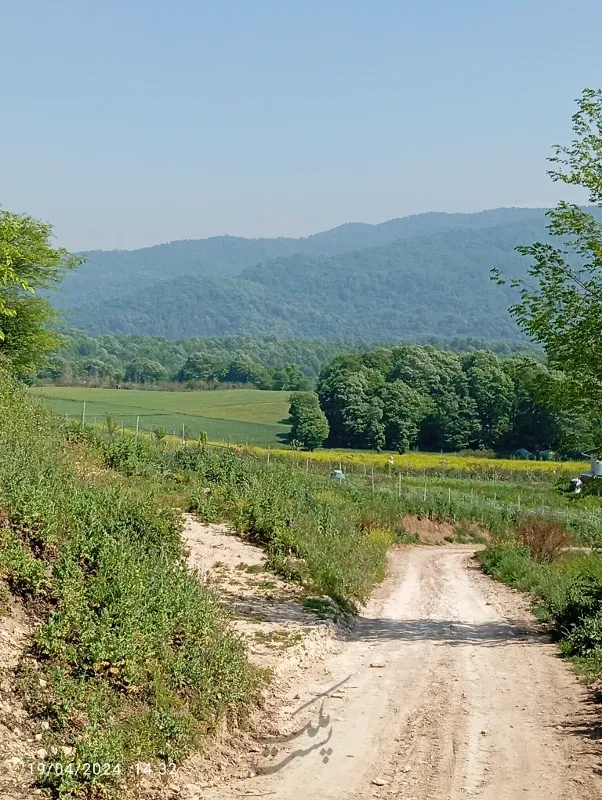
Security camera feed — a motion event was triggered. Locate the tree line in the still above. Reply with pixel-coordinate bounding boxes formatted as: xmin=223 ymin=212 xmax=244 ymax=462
xmin=284 ymin=345 xmax=601 ymax=455
xmin=36 ymin=328 xmax=538 ymax=388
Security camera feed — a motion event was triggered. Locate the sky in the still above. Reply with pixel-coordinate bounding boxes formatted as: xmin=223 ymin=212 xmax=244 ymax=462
xmin=1 ymin=0 xmax=600 ymax=251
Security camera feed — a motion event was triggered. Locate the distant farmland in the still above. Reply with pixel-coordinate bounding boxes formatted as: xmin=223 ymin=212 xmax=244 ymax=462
xmin=32 ymin=387 xmax=291 ymax=446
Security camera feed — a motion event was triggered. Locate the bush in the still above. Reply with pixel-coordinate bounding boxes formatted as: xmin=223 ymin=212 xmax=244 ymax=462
xmin=515 ymin=514 xmax=571 ymax=563
xmin=549 ymin=573 xmax=602 ymax=636
xmin=564 ymin=610 xmax=602 ymax=657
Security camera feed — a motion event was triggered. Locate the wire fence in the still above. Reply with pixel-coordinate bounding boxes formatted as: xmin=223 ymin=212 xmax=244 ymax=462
xmin=63 ymin=406 xmax=602 ymax=543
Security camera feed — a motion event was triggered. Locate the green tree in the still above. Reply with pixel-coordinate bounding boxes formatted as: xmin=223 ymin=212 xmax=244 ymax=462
xmin=223 ymin=356 xmax=272 ymax=388
xmin=318 ymin=356 xmax=384 ymax=448
xmin=124 ymin=358 xmax=169 ymax=383
xmin=387 ymin=346 xmax=480 ymax=451
xmin=501 ymin=358 xmax=560 ymax=452
xmin=494 ymin=89 xmax=602 ymax=416
xmin=462 ymin=351 xmax=514 ymax=448
xmin=175 ymin=352 xmax=227 ymax=382
xmin=288 ymin=392 xmax=329 ymax=450
xmin=0 ymin=294 xmax=59 ymax=377
xmin=0 ymin=209 xmax=81 ymax=373
xmin=420 ymin=392 xmax=480 ymax=452
xmin=378 ymin=380 xmax=430 ymax=453
xmin=271 ymin=363 xmax=312 ymax=391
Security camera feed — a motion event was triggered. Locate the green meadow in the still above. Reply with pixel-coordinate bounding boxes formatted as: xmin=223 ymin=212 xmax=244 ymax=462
xmin=32 ymin=386 xmax=291 ymax=446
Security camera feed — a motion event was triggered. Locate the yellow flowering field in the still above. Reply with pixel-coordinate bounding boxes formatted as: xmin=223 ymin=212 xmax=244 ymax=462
xmin=239 ymin=444 xmax=588 ymax=479
xmin=72 ymin=420 xmax=589 ymax=481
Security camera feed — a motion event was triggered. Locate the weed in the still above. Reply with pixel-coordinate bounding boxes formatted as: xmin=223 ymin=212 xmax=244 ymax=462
xmin=478 ymin=544 xmax=602 ymax=678
xmin=449 ymin=521 xmax=488 ymax=544
xmin=301 ymin=596 xmax=351 ymax=621
xmin=236 ymin=563 xmax=264 ymax=574
xmin=253 ymin=629 xmax=303 ymax=649
xmin=516 ymin=515 xmax=571 ymax=563
xmin=0 ymin=370 xmax=260 ymax=797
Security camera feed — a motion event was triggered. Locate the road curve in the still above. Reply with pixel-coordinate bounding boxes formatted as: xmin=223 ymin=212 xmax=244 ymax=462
xmin=204 ymin=546 xmax=601 ymax=800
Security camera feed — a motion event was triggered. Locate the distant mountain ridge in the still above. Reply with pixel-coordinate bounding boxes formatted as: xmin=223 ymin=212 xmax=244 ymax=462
xmin=50 ymin=207 xmax=594 ymax=341
xmin=53 ymin=207 xmax=549 ymax=311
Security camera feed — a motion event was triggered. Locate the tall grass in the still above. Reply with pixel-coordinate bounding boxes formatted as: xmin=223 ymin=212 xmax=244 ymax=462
xmin=80 ymin=431 xmax=410 ymax=608
xmin=0 ymin=372 xmax=259 ymax=798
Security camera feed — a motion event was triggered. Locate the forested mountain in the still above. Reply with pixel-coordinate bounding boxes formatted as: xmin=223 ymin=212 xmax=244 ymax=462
xmin=51 ymin=207 xmax=602 ymax=341
xmin=52 ymin=207 xmax=550 ymax=314
xmin=64 ymin=217 xmax=550 ymax=339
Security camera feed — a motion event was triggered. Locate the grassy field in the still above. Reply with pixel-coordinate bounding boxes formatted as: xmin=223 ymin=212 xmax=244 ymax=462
xmin=32 ymin=386 xmax=591 ymax=479
xmin=32 ymin=386 xmax=291 ymax=446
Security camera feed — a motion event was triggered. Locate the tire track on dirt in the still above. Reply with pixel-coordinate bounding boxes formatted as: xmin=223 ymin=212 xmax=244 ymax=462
xmin=196 ymin=546 xmax=601 ymax=800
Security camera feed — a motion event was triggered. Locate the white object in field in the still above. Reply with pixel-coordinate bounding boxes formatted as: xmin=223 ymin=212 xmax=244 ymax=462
xmin=591 ymin=458 xmax=602 ymax=477
xmin=570 ymin=477 xmax=582 ymax=494
xmin=331 ymin=470 xmax=346 ymax=481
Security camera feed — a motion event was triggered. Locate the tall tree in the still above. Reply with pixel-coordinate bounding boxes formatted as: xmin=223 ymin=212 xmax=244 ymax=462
xmin=501 ymin=358 xmax=560 ymax=452
xmin=0 ymin=209 xmax=81 ymax=374
xmin=420 ymin=392 xmax=480 ymax=452
xmin=462 ymin=351 xmax=514 ymax=448
xmin=176 ymin=352 xmax=227 ymax=382
xmin=378 ymin=380 xmax=430 ymax=453
xmin=288 ymin=392 xmax=329 ymax=450
xmin=318 ymin=358 xmax=384 ymax=448
xmin=124 ymin=358 xmax=169 ymax=383
xmin=493 ymin=89 xmax=602 ymax=416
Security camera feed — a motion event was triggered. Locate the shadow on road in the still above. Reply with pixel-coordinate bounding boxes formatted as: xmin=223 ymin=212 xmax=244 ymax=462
xmin=343 ymin=616 xmax=541 ymax=646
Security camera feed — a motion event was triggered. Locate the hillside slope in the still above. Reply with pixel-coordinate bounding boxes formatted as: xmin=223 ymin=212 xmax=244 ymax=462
xmin=52 ymin=207 xmax=549 ymax=314
xmin=70 ymin=219 xmax=539 ymax=339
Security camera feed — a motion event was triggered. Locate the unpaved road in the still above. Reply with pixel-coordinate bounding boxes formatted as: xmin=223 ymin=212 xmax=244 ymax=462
xmin=201 ymin=546 xmax=601 ymax=800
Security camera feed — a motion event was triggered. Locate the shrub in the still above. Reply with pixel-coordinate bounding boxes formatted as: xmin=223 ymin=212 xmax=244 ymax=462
xmin=564 ymin=610 xmax=602 ymax=657
xmin=515 ymin=514 xmax=571 ymax=563
xmin=548 ymin=574 xmax=602 ymax=636
xmin=152 ymin=425 xmax=167 ymax=441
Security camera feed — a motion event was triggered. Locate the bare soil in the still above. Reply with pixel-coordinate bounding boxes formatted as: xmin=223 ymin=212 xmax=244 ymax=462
xmin=182 ymin=515 xmax=338 ymax=676
xmin=401 ymin=514 xmax=490 ymax=546
xmin=401 ymin=514 xmax=456 ymax=544
xmin=0 ymin=599 xmax=44 ymax=799
xmin=188 ymin=544 xmax=602 ymax=800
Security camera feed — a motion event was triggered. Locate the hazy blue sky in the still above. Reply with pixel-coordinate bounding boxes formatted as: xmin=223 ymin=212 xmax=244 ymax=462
xmin=2 ymin=0 xmax=599 ymax=250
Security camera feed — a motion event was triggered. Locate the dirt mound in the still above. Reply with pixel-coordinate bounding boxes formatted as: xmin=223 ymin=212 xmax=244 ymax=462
xmin=401 ymin=515 xmax=489 ymax=546
xmin=401 ymin=514 xmax=456 ymax=544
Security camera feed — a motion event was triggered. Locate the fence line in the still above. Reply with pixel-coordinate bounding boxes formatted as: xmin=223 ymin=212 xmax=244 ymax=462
xmin=63 ymin=413 xmax=602 ymax=537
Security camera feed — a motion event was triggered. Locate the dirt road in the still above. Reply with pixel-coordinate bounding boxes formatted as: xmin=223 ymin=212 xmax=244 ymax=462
xmin=201 ymin=546 xmax=601 ymax=800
